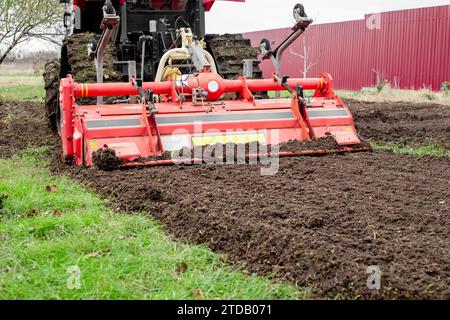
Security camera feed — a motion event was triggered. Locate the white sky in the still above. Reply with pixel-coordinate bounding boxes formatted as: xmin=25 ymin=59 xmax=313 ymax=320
xmin=205 ymin=0 xmax=450 ymax=33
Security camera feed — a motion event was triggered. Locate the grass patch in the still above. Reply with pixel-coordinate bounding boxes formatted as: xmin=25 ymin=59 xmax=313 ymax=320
xmin=370 ymin=141 xmax=450 ymax=157
xmin=267 ymin=90 xmax=317 ymax=99
xmin=0 ymin=70 xmax=44 ymax=102
xmin=0 ymin=149 xmax=305 ymax=300
xmin=0 ymin=84 xmax=44 ymax=102
xmin=267 ymin=91 xmax=294 ymax=99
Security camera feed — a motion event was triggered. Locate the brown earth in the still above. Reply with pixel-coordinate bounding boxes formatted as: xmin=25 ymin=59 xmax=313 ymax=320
xmin=1 ymin=99 xmax=449 ymax=299
xmin=0 ymin=101 xmax=57 ymax=158
xmin=349 ymin=99 xmax=450 ymax=149
xmin=92 ymin=147 xmax=124 ymax=171
xmin=59 ymin=152 xmax=450 ymax=300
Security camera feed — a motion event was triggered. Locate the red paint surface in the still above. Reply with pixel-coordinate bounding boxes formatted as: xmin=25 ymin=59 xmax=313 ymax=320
xmin=244 ymin=5 xmax=450 ymax=91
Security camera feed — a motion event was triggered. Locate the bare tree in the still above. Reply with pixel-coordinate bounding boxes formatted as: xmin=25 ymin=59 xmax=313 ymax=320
xmin=289 ymin=37 xmax=317 ymax=78
xmin=0 ymin=0 xmax=63 ymax=65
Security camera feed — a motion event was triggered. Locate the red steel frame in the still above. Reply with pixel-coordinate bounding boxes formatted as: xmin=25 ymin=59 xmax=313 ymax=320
xmin=59 ymin=71 xmax=365 ymax=166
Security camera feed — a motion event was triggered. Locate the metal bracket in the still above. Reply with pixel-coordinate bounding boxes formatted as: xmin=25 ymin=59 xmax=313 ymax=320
xmin=145 ymin=90 xmax=158 ymax=114
xmin=261 ymin=18 xmax=313 ymax=61
xmin=130 ymin=78 xmax=158 ymax=114
xmin=88 ymin=3 xmax=120 ymax=105
xmin=192 ymin=88 xmax=208 ymax=106
xmin=243 ymin=59 xmax=258 ymax=79
xmin=138 ymin=35 xmax=153 ymax=82
xmin=260 ymin=16 xmax=313 ymax=98
xmin=114 ymin=60 xmax=137 ymax=103
xmin=274 ymin=74 xmax=295 ymax=94
xmin=187 ymin=44 xmax=211 ymax=72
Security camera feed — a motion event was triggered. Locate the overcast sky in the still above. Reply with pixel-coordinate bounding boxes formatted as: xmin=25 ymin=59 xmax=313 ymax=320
xmin=205 ymin=0 xmax=450 ymax=33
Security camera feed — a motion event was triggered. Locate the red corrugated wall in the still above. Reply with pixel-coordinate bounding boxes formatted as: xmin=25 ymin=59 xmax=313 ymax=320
xmin=244 ymin=5 xmax=450 ymax=91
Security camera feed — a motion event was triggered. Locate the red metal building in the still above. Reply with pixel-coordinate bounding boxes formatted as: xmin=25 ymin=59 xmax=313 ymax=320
xmin=244 ymin=5 xmax=450 ymax=91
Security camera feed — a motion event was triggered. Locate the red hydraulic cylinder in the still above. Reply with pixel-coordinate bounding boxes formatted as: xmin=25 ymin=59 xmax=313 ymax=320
xmin=74 ymin=81 xmax=172 ymax=98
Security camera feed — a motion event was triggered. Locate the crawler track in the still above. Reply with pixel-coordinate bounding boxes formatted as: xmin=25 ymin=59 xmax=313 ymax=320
xmin=43 ymin=33 xmax=122 ymax=129
xmin=205 ymin=34 xmax=263 ymax=80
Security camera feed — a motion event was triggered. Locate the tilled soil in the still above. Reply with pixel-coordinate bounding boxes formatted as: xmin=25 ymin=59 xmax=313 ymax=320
xmin=0 ymin=102 xmax=57 ymax=158
xmin=1 ymin=99 xmax=449 ymax=299
xmin=55 ymin=153 xmax=450 ymax=299
xmin=349 ymin=99 xmax=450 ymax=148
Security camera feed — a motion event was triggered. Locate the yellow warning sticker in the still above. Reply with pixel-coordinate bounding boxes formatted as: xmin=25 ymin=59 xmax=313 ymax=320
xmin=192 ymin=133 xmax=266 ymax=147
xmin=89 ymin=140 xmax=98 ymax=150
xmin=342 ymin=126 xmax=353 ymax=132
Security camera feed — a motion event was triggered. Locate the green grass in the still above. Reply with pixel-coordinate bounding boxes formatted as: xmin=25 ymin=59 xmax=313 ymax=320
xmin=0 ymin=71 xmax=44 ymax=102
xmin=370 ymin=141 xmax=450 ymax=158
xmin=0 ymin=84 xmax=44 ymax=102
xmin=267 ymin=91 xmax=297 ymax=99
xmin=0 ymin=148 xmax=305 ymax=300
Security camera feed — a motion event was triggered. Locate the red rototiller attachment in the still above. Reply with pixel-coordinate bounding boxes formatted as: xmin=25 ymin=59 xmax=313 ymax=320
xmin=57 ymin=3 xmax=368 ymax=168
xmin=59 ymin=70 xmax=368 ymax=167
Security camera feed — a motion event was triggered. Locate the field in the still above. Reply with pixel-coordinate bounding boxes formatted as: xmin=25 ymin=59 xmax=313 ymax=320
xmin=0 ymin=68 xmax=449 ymax=299
xmin=0 ymin=63 xmax=44 ymax=102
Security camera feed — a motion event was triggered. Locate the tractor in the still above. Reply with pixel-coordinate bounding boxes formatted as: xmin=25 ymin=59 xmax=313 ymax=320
xmin=44 ymin=0 xmax=262 ymax=130
xmin=45 ymin=1 xmax=368 ymax=168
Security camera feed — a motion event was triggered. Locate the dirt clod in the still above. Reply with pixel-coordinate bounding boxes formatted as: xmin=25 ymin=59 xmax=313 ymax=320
xmin=25 ymin=209 xmax=38 ymax=218
xmin=92 ymin=147 xmax=123 ymax=171
xmin=45 ymin=185 xmax=58 ymax=193
xmin=0 ymin=193 xmax=8 ymax=210
xmin=53 ymin=210 xmax=64 ymax=216
xmin=175 ymin=262 xmax=189 ymax=274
